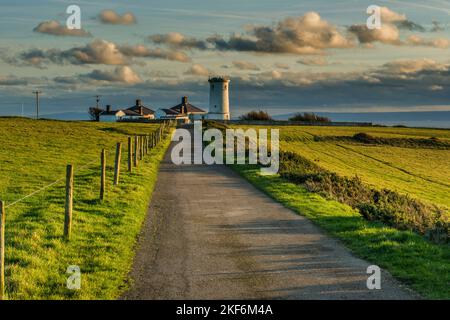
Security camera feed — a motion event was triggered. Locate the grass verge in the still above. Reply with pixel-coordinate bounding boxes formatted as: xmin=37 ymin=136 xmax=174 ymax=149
xmin=1 ymin=118 xmax=171 ymax=299
xmin=231 ymin=165 xmax=450 ymax=299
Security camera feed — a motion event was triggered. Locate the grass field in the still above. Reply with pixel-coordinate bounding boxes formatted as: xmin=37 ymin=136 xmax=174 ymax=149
xmin=0 ymin=117 xmax=171 ymax=299
xmin=236 ymin=125 xmax=450 ymax=210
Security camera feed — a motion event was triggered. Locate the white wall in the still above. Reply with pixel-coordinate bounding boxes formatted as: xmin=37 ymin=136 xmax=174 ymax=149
xmin=209 ymin=79 xmax=230 ymax=120
xmin=99 ymin=115 xmax=119 ymax=122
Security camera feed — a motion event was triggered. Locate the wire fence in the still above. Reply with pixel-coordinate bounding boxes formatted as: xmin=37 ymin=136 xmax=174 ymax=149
xmin=0 ymin=120 xmax=174 ymax=299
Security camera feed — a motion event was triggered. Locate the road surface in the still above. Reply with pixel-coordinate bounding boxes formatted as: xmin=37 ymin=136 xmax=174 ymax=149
xmin=121 ymin=140 xmax=416 ymax=300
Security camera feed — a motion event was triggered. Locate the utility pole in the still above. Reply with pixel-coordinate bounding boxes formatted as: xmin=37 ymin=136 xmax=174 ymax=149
xmin=33 ymin=90 xmax=41 ymax=119
xmin=94 ymin=95 xmax=102 ymax=121
xmin=95 ymin=95 xmax=101 ymax=109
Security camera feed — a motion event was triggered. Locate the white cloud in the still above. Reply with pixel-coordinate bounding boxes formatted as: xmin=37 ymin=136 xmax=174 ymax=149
xmin=380 ymin=59 xmax=448 ymax=74
xmin=429 ymin=85 xmax=443 ymax=91
xmin=184 ymin=64 xmax=211 ymax=76
xmin=84 ymin=66 xmax=142 ymax=84
xmin=99 ymin=10 xmax=137 ymax=25
xmin=298 ymin=57 xmax=328 ymax=66
xmin=232 ymin=61 xmax=260 ymax=71
xmin=33 ymin=20 xmax=91 ymax=37
xmin=349 ymin=7 xmax=448 ymax=48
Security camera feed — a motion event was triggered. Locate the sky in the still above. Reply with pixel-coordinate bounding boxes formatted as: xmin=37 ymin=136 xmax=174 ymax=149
xmin=1 ymin=0 xmax=450 ymax=118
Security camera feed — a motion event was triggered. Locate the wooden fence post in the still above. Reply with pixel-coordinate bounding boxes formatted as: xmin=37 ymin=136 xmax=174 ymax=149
xmin=100 ymin=149 xmax=106 ymax=200
xmin=133 ymin=136 xmax=138 ymax=167
xmin=145 ymin=135 xmax=148 ymax=154
xmin=64 ymin=165 xmax=73 ymax=240
xmin=0 ymin=201 xmax=5 ymax=300
xmin=143 ymin=136 xmax=146 ymax=155
xmin=114 ymin=142 xmax=122 ymax=186
xmin=128 ymin=137 xmax=132 ymax=172
xmin=139 ymin=136 xmax=143 ymax=160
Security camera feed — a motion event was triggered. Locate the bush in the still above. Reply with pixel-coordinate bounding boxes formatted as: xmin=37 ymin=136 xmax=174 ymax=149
xmin=316 ymin=133 xmax=450 ymax=150
xmin=203 ymin=120 xmax=229 ymax=131
xmin=239 ymin=110 xmax=273 ymax=121
xmin=353 ymin=132 xmax=377 ymax=143
xmin=289 ymin=112 xmax=331 ymax=123
xmin=278 ymin=151 xmax=449 ymax=243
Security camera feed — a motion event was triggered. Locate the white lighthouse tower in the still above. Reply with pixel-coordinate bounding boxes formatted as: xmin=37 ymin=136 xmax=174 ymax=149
xmin=207 ymin=76 xmax=230 ymax=120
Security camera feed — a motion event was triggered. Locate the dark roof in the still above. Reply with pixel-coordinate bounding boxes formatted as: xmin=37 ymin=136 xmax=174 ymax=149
xmin=122 ymin=109 xmax=141 ymax=116
xmin=100 ymin=110 xmax=121 ymax=116
xmin=127 ymin=105 xmax=155 ymax=115
xmin=170 ymin=103 xmax=205 ymax=114
xmin=161 ymin=108 xmax=179 ymax=115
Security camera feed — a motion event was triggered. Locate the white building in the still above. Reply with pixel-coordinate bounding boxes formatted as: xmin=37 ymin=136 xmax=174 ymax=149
xmin=124 ymin=99 xmax=155 ymax=120
xmin=99 ymin=105 xmax=125 ymax=122
xmin=98 ymin=99 xmax=155 ymax=122
xmin=207 ymin=77 xmax=230 ymax=120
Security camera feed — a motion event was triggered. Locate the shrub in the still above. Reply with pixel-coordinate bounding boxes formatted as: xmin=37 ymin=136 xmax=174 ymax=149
xmin=203 ymin=120 xmax=229 ymax=131
xmin=239 ymin=110 xmax=273 ymax=121
xmin=316 ymin=133 xmax=450 ymax=150
xmin=278 ymin=151 xmax=449 ymax=243
xmin=289 ymin=112 xmax=331 ymax=123
xmin=352 ymin=132 xmax=377 ymax=143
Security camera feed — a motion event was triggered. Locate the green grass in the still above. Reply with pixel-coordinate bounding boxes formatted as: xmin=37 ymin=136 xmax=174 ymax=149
xmin=232 ymin=165 xmax=450 ymax=299
xmin=0 ymin=117 xmax=171 ymax=299
xmin=233 ymin=125 xmax=450 ymax=210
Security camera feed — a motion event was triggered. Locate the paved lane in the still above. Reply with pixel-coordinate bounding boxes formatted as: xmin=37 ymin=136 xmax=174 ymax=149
xmin=121 ymin=142 xmax=415 ymax=300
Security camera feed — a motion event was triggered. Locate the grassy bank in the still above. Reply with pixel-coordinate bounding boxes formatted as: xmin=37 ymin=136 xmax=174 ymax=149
xmin=231 ymin=165 xmax=450 ymax=299
xmin=0 ymin=118 xmax=171 ymax=299
xmin=233 ymin=125 xmax=450 ymax=209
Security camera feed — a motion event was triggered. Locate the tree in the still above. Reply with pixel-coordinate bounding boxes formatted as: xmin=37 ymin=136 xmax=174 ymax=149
xmin=289 ymin=112 xmax=330 ymax=123
xmin=239 ymin=110 xmax=273 ymax=121
xmin=88 ymin=107 xmax=103 ymax=121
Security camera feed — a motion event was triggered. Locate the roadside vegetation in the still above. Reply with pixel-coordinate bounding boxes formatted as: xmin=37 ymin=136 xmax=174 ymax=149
xmin=315 ymin=132 xmax=450 ymax=150
xmin=279 ymin=151 xmax=448 ymax=243
xmin=289 ymin=112 xmax=331 ymax=123
xmin=239 ymin=110 xmax=273 ymax=121
xmin=0 ymin=117 xmax=171 ymax=299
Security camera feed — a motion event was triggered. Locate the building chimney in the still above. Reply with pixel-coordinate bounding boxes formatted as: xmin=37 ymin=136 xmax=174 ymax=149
xmin=136 ymin=99 xmax=141 ymax=106
xmin=182 ymin=96 xmax=188 ymax=105
xmin=106 ymin=105 xmax=111 ymax=112
xmin=138 ymin=106 xmax=143 ymax=115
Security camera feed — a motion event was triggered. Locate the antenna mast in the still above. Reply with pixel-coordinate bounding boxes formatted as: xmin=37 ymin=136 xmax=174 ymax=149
xmin=33 ymin=90 xmax=42 ymax=119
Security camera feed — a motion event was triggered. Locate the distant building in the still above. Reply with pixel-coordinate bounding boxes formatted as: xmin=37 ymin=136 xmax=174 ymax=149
xmin=124 ymin=99 xmax=155 ymax=120
xmin=98 ymin=99 xmax=155 ymax=122
xmin=156 ymin=96 xmax=206 ymax=122
xmin=98 ymin=78 xmax=231 ymax=123
xmin=99 ymin=105 xmax=125 ymax=122
xmin=207 ymin=77 xmax=230 ymax=120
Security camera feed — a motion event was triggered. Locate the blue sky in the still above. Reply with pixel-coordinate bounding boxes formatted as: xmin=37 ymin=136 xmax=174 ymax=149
xmin=1 ymin=0 xmax=450 ymax=117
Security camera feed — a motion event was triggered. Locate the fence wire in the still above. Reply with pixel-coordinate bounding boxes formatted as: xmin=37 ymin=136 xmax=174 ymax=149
xmin=2 ymin=128 xmax=165 ymax=209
